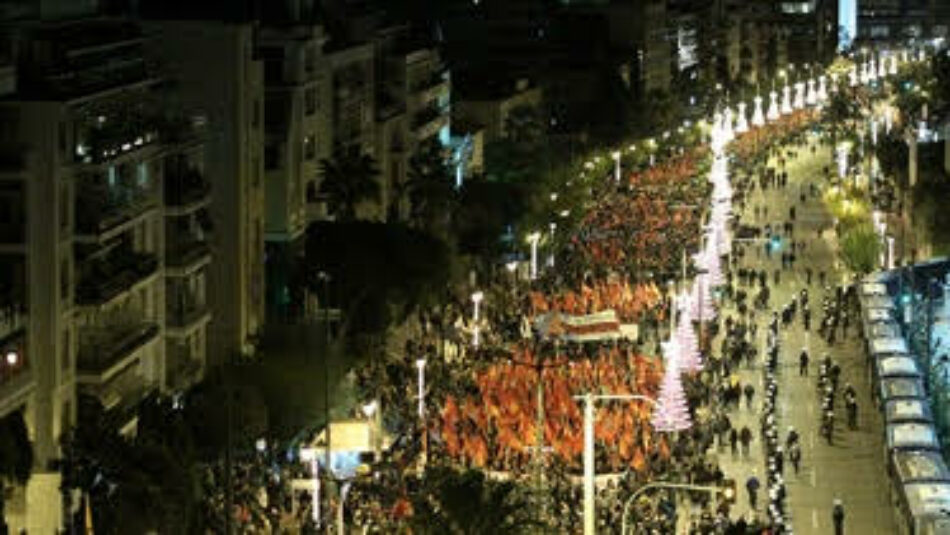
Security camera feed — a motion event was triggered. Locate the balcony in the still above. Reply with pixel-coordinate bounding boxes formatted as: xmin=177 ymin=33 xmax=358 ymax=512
xmin=0 ymin=345 xmax=32 ymax=415
xmin=412 ymin=107 xmax=448 ymax=140
xmin=166 ymin=293 xmax=210 ymax=336
xmin=411 ymin=71 xmax=450 ymax=100
xmin=76 ymin=251 xmax=159 ymax=307
xmin=165 ymin=240 xmax=210 ymax=276
xmin=166 ymin=345 xmax=203 ymax=391
xmin=77 ymin=322 xmax=160 ymax=383
xmin=164 ymin=167 xmax=210 ymax=216
xmin=74 ymin=176 xmax=157 ymax=242
xmin=0 ymin=305 xmax=26 ymax=341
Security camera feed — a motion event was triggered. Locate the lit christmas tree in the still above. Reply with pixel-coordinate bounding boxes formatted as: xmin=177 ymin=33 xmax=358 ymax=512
xmin=652 ymin=350 xmax=693 ymax=432
xmin=675 ymin=315 xmax=702 ymax=372
xmin=689 ymin=274 xmax=717 ymax=322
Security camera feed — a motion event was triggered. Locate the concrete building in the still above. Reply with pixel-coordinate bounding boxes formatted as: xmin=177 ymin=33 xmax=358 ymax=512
xmin=0 ymin=16 xmax=205 ymax=531
xmin=857 ymin=0 xmax=950 ymax=43
xmin=454 ymin=78 xmax=542 ymax=144
xmin=145 ymin=21 xmax=266 ymax=364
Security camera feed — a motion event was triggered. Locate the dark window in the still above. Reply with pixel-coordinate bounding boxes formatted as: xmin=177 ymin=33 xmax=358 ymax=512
xmin=305 ymin=88 xmax=316 ymax=116
xmin=265 ymin=144 xmax=280 ymax=170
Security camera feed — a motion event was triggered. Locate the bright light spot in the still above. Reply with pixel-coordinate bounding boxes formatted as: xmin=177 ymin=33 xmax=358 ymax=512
xmin=5 ymin=351 xmax=17 ymax=366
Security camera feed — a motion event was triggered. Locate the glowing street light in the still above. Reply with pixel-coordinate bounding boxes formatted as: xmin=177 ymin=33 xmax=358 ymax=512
xmin=818 ymin=75 xmax=828 ymax=103
xmin=781 ymin=84 xmax=792 ymax=114
xmin=5 ymin=350 xmax=17 ymax=366
xmin=527 ymin=232 xmax=541 ymax=280
xmin=806 ymin=78 xmax=817 ymax=106
xmin=471 ymin=291 xmax=484 ymax=347
xmin=611 ymin=151 xmax=621 ymax=182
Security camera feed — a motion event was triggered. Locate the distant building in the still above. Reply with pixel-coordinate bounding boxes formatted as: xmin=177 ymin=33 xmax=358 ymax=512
xmin=857 ymin=0 xmax=950 ymax=44
xmin=454 ymin=78 xmax=543 ymax=144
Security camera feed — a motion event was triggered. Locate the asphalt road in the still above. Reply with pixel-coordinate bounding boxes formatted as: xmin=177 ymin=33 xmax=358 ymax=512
xmin=687 ymin=136 xmax=898 ymax=534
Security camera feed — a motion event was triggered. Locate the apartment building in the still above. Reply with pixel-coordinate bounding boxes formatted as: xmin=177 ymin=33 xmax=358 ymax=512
xmin=258 ymin=20 xmax=330 ymax=320
xmin=858 ymin=0 xmax=950 ymax=43
xmin=144 ymin=20 xmax=267 ymax=364
xmin=0 ymin=16 xmax=204 ymax=531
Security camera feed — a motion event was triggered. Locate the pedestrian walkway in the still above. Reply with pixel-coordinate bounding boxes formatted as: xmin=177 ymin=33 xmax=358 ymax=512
xmin=701 ymin=137 xmax=897 ymax=534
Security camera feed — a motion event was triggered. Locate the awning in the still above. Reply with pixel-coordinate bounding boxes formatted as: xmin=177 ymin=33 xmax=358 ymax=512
xmin=861 ymin=282 xmax=889 ymax=297
xmin=886 ymin=399 xmax=934 ymax=425
xmin=902 ymin=482 xmax=950 ymax=518
xmin=880 ymin=377 xmax=926 ymax=402
xmin=892 ymin=450 xmax=950 ymax=484
xmin=887 ymin=423 xmax=940 ymax=450
xmin=864 ymin=308 xmax=893 ymax=324
xmin=863 ymin=295 xmax=895 ymax=309
xmin=877 ymin=355 xmax=921 ymax=379
xmin=871 ymin=336 xmax=909 ymax=355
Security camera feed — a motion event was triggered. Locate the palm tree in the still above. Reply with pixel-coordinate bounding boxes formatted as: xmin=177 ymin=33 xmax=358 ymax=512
xmin=410 ymin=465 xmax=541 ymax=534
xmin=0 ymin=410 xmax=32 ymax=533
xmin=406 ymin=139 xmax=456 ymax=231
xmin=319 ymin=145 xmax=381 ymax=222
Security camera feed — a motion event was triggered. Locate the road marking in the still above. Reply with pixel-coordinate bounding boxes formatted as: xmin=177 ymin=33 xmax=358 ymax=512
xmin=813 ymin=508 xmax=819 ymax=529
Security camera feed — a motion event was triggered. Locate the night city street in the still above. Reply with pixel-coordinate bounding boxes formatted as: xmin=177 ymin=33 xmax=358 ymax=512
xmin=1 ymin=0 xmax=950 ymax=534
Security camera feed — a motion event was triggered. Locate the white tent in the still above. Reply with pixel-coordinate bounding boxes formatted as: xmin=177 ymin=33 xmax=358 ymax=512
xmin=878 ymin=355 xmax=921 ymax=379
xmin=861 ymin=282 xmax=889 ymax=297
xmin=888 ymin=423 xmax=940 ymax=450
xmin=871 ymin=336 xmax=909 ymax=355
xmin=864 ymin=308 xmax=893 ymax=325
xmin=902 ymin=482 xmax=950 ymax=517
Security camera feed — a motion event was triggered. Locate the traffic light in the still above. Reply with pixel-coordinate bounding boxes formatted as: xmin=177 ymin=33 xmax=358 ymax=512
xmin=721 ymin=479 xmax=737 ymax=504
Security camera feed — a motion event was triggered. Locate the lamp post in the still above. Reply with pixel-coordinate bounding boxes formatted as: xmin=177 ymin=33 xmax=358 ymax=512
xmin=528 ymin=232 xmax=541 ymax=280
xmin=471 ymin=291 xmax=484 ymax=347
xmin=575 ymin=393 xmax=659 ymax=535
xmin=612 ymin=151 xmax=621 ymax=183
xmin=621 ymin=483 xmax=733 ymax=535
xmin=415 ymin=358 xmax=427 ymax=471
xmin=549 ymin=222 xmax=557 ymax=268
xmin=362 ymin=400 xmax=381 ymax=462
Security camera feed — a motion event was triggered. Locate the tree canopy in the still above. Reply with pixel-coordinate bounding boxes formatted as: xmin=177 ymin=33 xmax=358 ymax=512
xmin=319 ymin=146 xmax=381 ymax=221
xmin=305 ymin=221 xmax=454 ymax=343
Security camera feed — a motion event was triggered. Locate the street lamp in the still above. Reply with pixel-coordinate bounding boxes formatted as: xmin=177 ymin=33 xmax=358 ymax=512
xmin=528 ymin=232 xmax=541 ymax=280
xmin=548 ymin=222 xmax=557 ymax=268
xmin=575 ymin=393 xmax=659 ymax=535
xmin=752 ymin=95 xmax=765 ymax=127
xmin=612 ymin=151 xmax=621 ymax=183
xmin=781 ymin=84 xmax=792 ymax=114
xmin=5 ymin=350 xmax=18 ymax=366
xmin=621 ymin=482 xmax=734 ymax=535
xmin=471 ymin=291 xmax=484 ymax=347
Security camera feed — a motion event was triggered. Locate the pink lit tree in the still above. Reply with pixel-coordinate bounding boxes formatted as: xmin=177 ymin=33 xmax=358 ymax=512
xmin=651 ymin=353 xmax=693 ymax=432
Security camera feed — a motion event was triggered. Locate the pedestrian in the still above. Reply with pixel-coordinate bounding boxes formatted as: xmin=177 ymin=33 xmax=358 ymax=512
xmin=744 ymin=383 xmax=755 ymax=409
xmin=832 ymin=498 xmax=845 ymax=535
xmin=799 ymin=349 xmax=809 ymax=376
xmin=730 ymin=427 xmax=739 ymax=455
xmin=789 ymin=443 xmax=802 ymax=474
xmin=740 ymin=426 xmax=753 ymax=455
xmin=746 ymin=473 xmax=761 ymax=509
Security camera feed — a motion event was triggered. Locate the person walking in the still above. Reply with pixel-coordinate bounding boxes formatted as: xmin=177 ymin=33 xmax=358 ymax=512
xmin=740 ymin=426 xmax=753 ymax=455
xmin=789 ymin=443 xmax=802 ymax=475
xmin=799 ymin=349 xmax=809 ymax=376
xmin=746 ymin=474 xmax=761 ymax=510
xmin=833 ymin=498 xmax=845 ymax=535
xmin=730 ymin=427 xmax=739 ymax=455
xmin=744 ymin=383 xmax=755 ymax=410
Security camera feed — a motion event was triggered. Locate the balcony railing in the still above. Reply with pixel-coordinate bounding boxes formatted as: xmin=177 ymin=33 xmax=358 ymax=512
xmin=164 ymin=168 xmax=210 ymax=208
xmin=166 ymin=293 xmax=208 ymax=328
xmin=75 ymin=183 xmax=156 ymax=237
xmin=165 ymin=240 xmax=210 ymax=270
xmin=78 ymin=322 xmax=159 ymax=376
xmin=76 ymin=252 xmax=159 ymax=306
